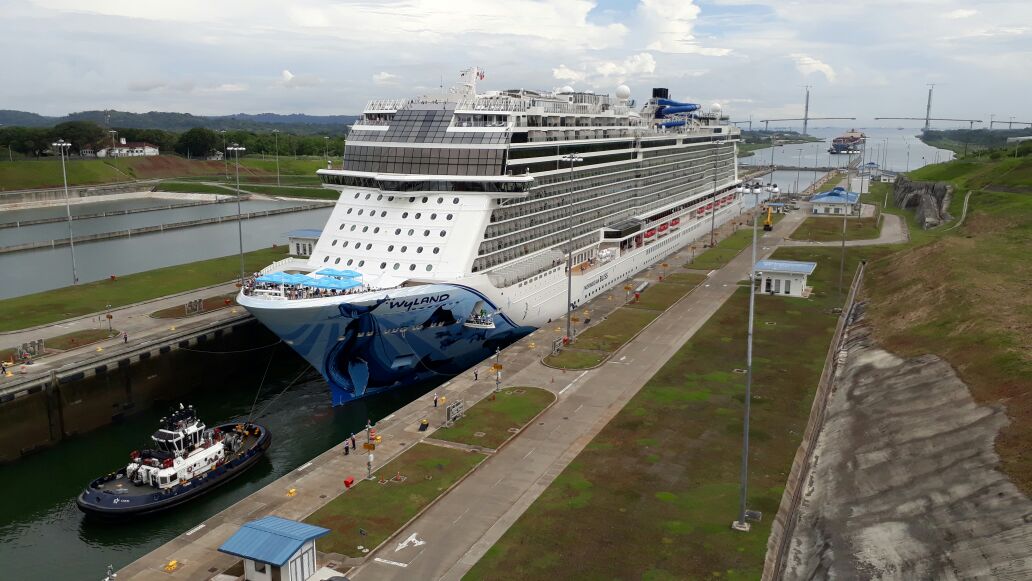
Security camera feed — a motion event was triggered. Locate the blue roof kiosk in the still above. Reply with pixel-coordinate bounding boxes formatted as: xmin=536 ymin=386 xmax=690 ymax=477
xmin=754 ymin=260 xmax=817 ymax=298
xmin=219 ymin=516 xmax=330 ymax=581
xmin=810 ymin=187 xmax=861 ymax=217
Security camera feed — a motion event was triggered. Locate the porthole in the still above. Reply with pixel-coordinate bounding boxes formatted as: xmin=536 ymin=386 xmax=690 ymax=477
xmin=358 ymin=260 xmax=365 ymax=267
xmin=362 ymin=226 xmax=369 ymax=233
xmin=323 ymin=256 xmax=329 ymax=262
xmin=395 ymin=228 xmax=402 ymax=235
xmin=393 ymin=263 xmax=400 ymax=270
xmin=331 ymin=239 xmax=338 ymax=246
xmin=416 ymin=246 xmax=423 ymax=254
xmin=347 ymin=259 xmax=354 ymax=266
xmin=374 ymin=227 xmax=380 ymax=233
xmin=350 ymin=225 xmax=357 ymax=231
xmin=421 ymin=196 xmax=428 ymax=203
xmin=377 ymin=194 xmax=383 ymax=201
xmin=358 ymin=209 xmax=364 ymax=216
xmin=453 ymin=197 xmax=459 ymax=204
xmin=380 ymin=211 xmax=386 ymax=217
xmin=388 ymin=196 xmax=395 ymax=201
xmin=433 ymin=247 xmax=440 ymax=254
xmin=415 ymin=213 xmax=422 ymax=219
xmin=403 ymin=212 xmax=409 ymax=218
xmin=338 ymin=223 xmax=345 ymax=230
xmin=354 ymin=193 xmax=359 ymax=199
xmin=409 ymin=264 xmax=416 ymax=271
xmin=439 ymin=230 xmax=446 ymax=237
xmin=365 ymin=194 xmax=371 ymax=200
xmin=423 ymin=230 xmax=430 ymax=237
xmin=335 ymin=257 xmax=341 ymax=264
xmin=346 ymin=208 xmax=353 ymax=215
xmin=380 ymin=262 xmax=386 ymax=269
xmin=426 ymin=265 xmax=433 ymax=271
xmin=365 ymin=243 xmax=372 ymax=250
xmin=409 ymin=197 xmax=415 ymax=203
xmin=408 ymin=229 xmax=414 ymax=235
xmin=388 ymin=245 xmax=395 ymax=251
xmin=437 ymin=197 xmax=443 ymax=204
xmin=446 ymin=214 xmax=453 ymax=220
xmin=431 ymin=213 xmax=437 ymax=220
xmin=401 ymin=245 xmax=408 ymax=252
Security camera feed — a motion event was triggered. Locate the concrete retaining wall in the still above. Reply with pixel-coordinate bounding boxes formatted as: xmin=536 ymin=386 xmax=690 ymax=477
xmin=0 ymin=181 xmax=159 ymax=208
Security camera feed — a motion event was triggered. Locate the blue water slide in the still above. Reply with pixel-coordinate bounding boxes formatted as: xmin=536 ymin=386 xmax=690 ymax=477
xmin=656 ymin=98 xmax=701 ymax=118
xmin=659 ymin=120 xmax=687 ymax=128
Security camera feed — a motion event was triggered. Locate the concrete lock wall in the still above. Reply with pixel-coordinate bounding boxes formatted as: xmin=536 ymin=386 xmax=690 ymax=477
xmin=0 ymin=320 xmax=278 ymax=463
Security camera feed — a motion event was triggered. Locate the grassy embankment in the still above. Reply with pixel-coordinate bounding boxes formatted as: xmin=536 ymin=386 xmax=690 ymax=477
xmin=0 ymin=246 xmax=287 ymax=332
xmin=0 ymin=155 xmax=325 ymax=190
xmin=544 ymin=273 xmax=706 ymax=369
xmin=432 ymin=387 xmax=554 ymax=449
xmin=468 ymin=244 xmax=891 ymax=580
xmin=864 ymin=155 xmax=1032 ymax=493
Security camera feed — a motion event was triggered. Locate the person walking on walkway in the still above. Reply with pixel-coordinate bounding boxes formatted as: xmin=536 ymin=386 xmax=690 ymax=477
xmin=350 ymin=433 xmax=356 ymax=450
xmin=122 ymin=331 xmax=128 ymax=344
xmin=433 ymin=392 xmax=439 ymax=408
xmin=473 ymin=368 xmax=479 ymax=381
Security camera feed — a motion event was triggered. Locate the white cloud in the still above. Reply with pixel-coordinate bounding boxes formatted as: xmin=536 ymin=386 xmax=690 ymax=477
xmin=552 ymin=65 xmax=586 ymax=82
xmin=944 ymin=9 xmax=978 ymax=19
xmin=594 ymin=53 xmax=657 ymax=79
xmin=279 ymin=69 xmax=320 ymax=88
xmin=790 ymin=53 xmax=837 ymax=82
xmin=207 ymin=83 xmax=247 ymax=93
xmin=639 ymin=0 xmax=731 ymax=56
xmin=372 ymin=72 xmax=399 ymax=86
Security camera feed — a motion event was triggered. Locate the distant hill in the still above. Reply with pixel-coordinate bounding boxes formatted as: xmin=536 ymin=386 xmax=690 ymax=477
xmin=0 ymin=109 xmax=361 ymax=135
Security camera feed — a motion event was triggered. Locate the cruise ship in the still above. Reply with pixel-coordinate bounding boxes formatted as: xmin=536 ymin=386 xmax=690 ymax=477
xmin=828 ymin=129 xmax=866 ymax=154
xmin=238 ymin=70 xmax=745 ymax=405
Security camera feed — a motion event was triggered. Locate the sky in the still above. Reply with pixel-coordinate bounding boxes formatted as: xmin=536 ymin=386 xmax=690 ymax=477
xmin=2 ymin=0 xmax=1031 ymax=128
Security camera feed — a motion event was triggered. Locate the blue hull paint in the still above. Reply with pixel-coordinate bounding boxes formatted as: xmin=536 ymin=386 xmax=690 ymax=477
xmin=246 ymin=284 xmax=532 ymax=405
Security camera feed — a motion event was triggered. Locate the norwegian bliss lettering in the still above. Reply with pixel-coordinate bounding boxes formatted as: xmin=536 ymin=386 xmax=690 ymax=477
xmin=388 ymin=294 xmax=451 ymax=311
xmin=584 ymin=273 xmax=609 ymax=291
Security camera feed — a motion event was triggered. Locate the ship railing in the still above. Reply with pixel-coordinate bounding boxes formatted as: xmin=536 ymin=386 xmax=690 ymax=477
xmin=364 ymin=98 xmax=408 ymax=112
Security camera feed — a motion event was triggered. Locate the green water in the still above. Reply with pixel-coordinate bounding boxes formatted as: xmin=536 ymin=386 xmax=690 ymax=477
xmin=0 ymin=353 xmax=436 ymax=580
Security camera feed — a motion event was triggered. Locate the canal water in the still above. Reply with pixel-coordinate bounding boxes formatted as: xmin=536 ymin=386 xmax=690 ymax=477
xmin=0 ymin=348 xmax=438 ymax=580
xmin=0 ymin=204 xmax=332 ymax=299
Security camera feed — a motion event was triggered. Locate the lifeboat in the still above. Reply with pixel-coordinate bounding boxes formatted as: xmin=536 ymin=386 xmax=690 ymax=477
xmin=644 ymin=228 xmax=657 ymax=238
xmin=658 ymin=223 xmax=669 ymax=232
xmin=671 ymin=217 xmax=681 ymax=227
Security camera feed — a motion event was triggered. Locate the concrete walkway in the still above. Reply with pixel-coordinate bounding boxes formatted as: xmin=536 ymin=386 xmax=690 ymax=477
xmin=1 ymin=282 xmax=245 ymax=384
xmin=349 ymin=209 xmax=810 ymax=580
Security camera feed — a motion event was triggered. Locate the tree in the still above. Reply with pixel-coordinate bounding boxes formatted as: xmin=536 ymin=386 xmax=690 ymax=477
xmin=51 ymin=121 xmax=105 ymax=154
xmin=175 ymin=127 xmax=219 ymax=158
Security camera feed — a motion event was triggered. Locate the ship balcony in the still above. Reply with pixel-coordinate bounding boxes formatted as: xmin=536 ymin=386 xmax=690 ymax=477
xmin=463 ymin=301 xmax=496 ymax=329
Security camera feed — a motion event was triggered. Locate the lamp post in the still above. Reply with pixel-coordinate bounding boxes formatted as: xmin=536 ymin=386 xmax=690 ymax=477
xmin=108 ymin=129 xmax=117 ymax=152
xmin=219 ymin=130 xmax=228 ymax=178
xmin=227 ymin=144 xmax=247 ymax=285
xmin=709 ymin=136 xmax=727 ymax=247
xmin=52 ymin=139 xmax=78 ymax=284
xmin=733 ymin=182 xmax=763 ymax=533
xmin=793 ymin=148 xmax=803 ymax=195
xmin=272 ymin=129 xmax=281 ymax=186
xmin=561 ymin=154 xmax=583 ymax=342
xmin=323 ymin=136 xmax=329 ymax=160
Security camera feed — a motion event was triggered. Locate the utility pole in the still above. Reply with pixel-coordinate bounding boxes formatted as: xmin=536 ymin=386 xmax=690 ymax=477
xmin=273 ymin=129 xmax=281 ymax=186
xmin=227 ymin=143 xmax=247 ymax=285
xmin=561 ymin=154 xmax=583 ymax=342
xmin=52 ymin=139 xmax=78 ymax=284
xmin=802 ymin=85 xmax=811 ymax=136
xmin=220 ymin=130 xmax=228 ymax=178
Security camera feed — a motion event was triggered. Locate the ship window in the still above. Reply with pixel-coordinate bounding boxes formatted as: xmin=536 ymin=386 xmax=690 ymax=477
xmin=380 ymin=211 xmax=387 ymax=217
xmin=377 ymin=194 xmax=383 ymax=200
xmin=409 ymin=264 xmax=416 ymax=271
xmin=350 ymin=225 xmax=356 ymax=231
xmin=446 ymin=214 xmax=453 ymax=220
xmin=431 ymin=213 xmax=437 ymax=220
xmin=359 ymin=260 xmax=365 ymax=266
xmin=365 ymin=243 xmax=372 ymax=250
xmin=331 ymin=240 xmax=337 ymax=246
xmin=358 ymin=209 xmax=364 ymax=216
xmin=417 ymin=246 xmax=423 ymax=253
xmin=338 ymin=223 xmax=345 ymax=230
xmin=453 ymin=197 xmax=459 ymax=204
xmin=401 ymin=246 xmax=408 ymax=252
xmin=437 ymin=197 xmax=443 ymax=204
xmin=424 ymin=230 xmax=430 ymax=236
xmin=323 ymin=256 xmax=329 ymax=262
xmin=354 ymin=193 xmax=359 ymax=199
xmin=388 ymin=244 xmax=395 ymax=251
xmin=362 ymin=226 xmax=369 ymax=232
xmin=365 ymin=194 xmax=371 ymax=200
xmin=415 ymin=213 xmax=422 ymax=219
xmin=439 ymin=230 xmax=446 ymax=237
xmin=422 ymin=196 xmax=428 ymax=203
xmin=402 ymin=212 xmax=409 ymax=218
xmin=409 ymin=197 xmax=415 ymax=202
xmin=408 ymin=229 xmax=414 ymax=235
xmin=374 ymin=227 xmax=380 ymax=233
xmin=388 ymin=196 xmax=394 ymax=201
xmin=335 ymin=258 xmax=341 ymax=264
xmin=433 ymin=247 xmax=440 ymax=254
xmin=347 ymin=208 xmax=353 ymax=214
xmin=393 ymin=263 xmax=400 ymax=270
xmin=380 ymin=262 xmax=386 ymax=269
xmin=345 ymin=259 xmax=352 ymax=265
xmin=426 ymin=265 xmax=433 ymax=271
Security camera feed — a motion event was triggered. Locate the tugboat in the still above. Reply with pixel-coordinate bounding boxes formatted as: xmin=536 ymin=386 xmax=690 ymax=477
xmin=76 ymin=404 xmax=271 ymax=519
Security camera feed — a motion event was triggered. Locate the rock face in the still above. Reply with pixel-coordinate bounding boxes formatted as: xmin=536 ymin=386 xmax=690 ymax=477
xmin=784 ymin=316 xmax=1032 ymax=580
xmin=893 ymin=176 xmax=952 ymax=228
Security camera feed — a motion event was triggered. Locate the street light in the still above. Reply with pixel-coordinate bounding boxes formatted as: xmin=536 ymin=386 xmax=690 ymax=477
xmin=793 ymin=148 xmax=803 ymax=195
xmin=733 ymin=182 xmax=763 ymax=533
xmin=219 ymin=130 xmax=228 ymax=178
xmin=323 ymin=136 xmax=329 ymax=160
xmin=108 ymin=129 xmax=117 ymax=152
xmin=52 ymin=139 xmax=78 ymax=284
xmin=272 ymin=129 xmax=281 ymax=186
xmin=709 ymin=136 xmax=728 ymax=248
xmin=227 ymin=143 xmax=247 ymax=285
xmin=561 ymin=153 xmax=583 ymax=342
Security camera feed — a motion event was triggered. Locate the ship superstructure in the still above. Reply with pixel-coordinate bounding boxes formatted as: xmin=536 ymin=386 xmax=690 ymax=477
xmin=828 ymin=129 xmax=866 ymax=154
xmin=239 ymin=73 xmax=744 ymax=405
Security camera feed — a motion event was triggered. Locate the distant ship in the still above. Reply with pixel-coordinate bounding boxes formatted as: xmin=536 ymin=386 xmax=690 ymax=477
xmin=239 ymin=71 xmax=746 ymax=406
xmin=828 ymin=129 xmax=866 ymax=154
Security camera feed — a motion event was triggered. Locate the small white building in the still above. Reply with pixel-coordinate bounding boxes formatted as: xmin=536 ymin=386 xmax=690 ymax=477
xmin=97 ymin=138 xmax=159 ymax=158
xmin=810 ymin=187 xmax=861 ymax=216
xmin=755 ymin=259 xmax=817 ymax=298
xmin=218 ymin=516 xmax=330 ymax=581
xmin=286 ymin=229 xmax=322 ymax=257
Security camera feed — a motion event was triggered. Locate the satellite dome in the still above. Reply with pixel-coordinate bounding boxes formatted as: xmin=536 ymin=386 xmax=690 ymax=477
xmin=711 ymin=102 xmax=723 ymax=112
xmin=560 ymin=85 xmax=574 ymax=94
xmin=615 ymin=85 xmax=631 ymax=100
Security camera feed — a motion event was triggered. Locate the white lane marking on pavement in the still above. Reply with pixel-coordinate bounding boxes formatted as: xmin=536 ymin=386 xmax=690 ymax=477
xmin=574 ymin=404 xmax=583 ymax=414
xmin=523 ymin=447 xmax=537 ymax=460
xmin=395 ymin=532 xmax=426 ymax=552
xmin=493 ymin=476 xmax=505 ymax=487
xmin=296 ymin=461 xmax=313 ymax=471
xmin=558 ymin=370 xmax=588 ymax=395
xmin=374 ymin=558 xmax=408 ymax=568
xmin=185 ymin=524 xmax=206 ymax=536
xmin=381 ymin=413 xmax=395 ymax=422
xmin=452 ymin=506 xmax=471 ymax=524
xmin=619 ymin=356 xmax=626 ymax=361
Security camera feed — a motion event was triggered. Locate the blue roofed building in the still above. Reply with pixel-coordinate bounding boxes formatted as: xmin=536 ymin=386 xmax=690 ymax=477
xmin=810 ymin=187 xmax=861 ymax=217
xmin=218 ymin=516 xmax=330 ymax=581
xmin=754 ymin=259 xmax=817 ymax=297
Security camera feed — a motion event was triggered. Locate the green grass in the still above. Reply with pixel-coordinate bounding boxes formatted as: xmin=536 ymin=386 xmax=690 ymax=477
xmin=626 ymin=278 xmax=703 ymax=311
xmin=663 ymin=272 xmax=709 ymax=286
xmin=239 ymin=158 xmax=325 ymax=176
xmin=466 ymin=247 xmax=890 ymax=580
xmin=685 ymin=228 xmax=754 ymax=270
xmin=238 ymin=185 xmax=339 ymax=200
xmin=433 ymin=387 xmax=555 ymax=449
xmin=0 ymin=246 xmax=287 ymax=332
xmin=573 ymin=308 xmax=658 ymax=352
xmin=154 ymin=181 xmax=237 ymax=195
xmin=305 ymin=443 xmax=485 ymax=557
xmin=0 ymin=159 xmax=129 ymax=190
xmin=792 ymin=209 xmax=882 ymax=242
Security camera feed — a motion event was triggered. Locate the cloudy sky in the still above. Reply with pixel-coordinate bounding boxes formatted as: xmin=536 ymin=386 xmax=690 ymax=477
xmin=3 ymin=0 xmax=1030 ymax=127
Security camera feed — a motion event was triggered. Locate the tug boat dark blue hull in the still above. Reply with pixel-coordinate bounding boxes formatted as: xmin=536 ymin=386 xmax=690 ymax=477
xmin=76 ymin=423 xmax=271 ymax=520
